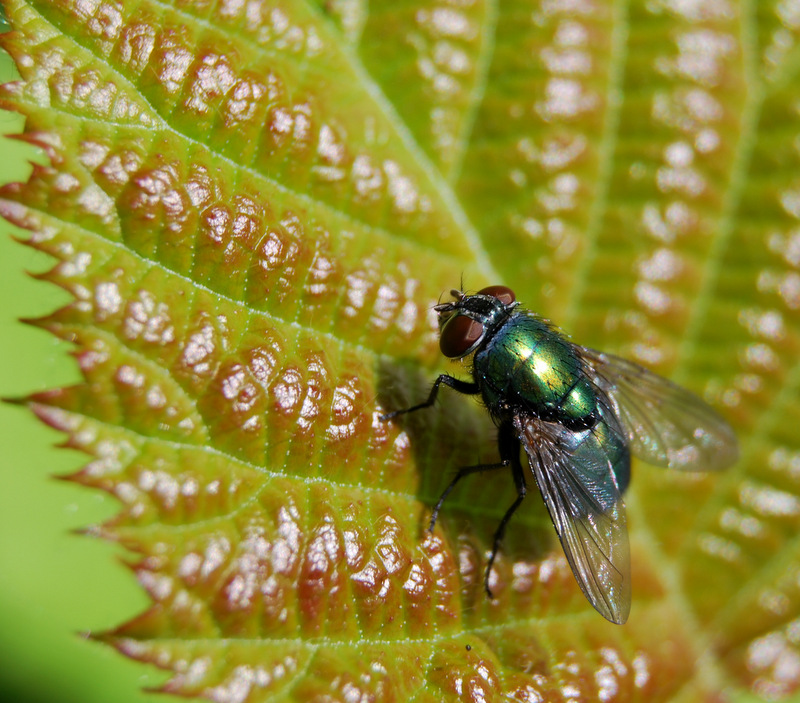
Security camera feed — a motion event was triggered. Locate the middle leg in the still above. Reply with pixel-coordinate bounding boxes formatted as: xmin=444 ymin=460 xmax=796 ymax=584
xmin=484 ymin=421 xmax=527 ymax=598
xmin=429 ymin=458 xmax=510 ymax=533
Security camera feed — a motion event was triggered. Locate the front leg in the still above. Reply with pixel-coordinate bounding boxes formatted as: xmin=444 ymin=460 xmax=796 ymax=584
xmin=380 ymin=374 xmax=480 ymax=421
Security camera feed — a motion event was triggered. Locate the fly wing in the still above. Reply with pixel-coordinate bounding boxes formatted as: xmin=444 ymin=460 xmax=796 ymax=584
xmin=515 ymin=410 xmax=631 ymax=624
xmin=580 ymin=348 xmax=738 ymax=471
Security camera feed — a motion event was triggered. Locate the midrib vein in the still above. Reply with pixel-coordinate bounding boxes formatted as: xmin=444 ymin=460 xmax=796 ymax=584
xmin=672 ymin=0 xmax=762 ymax=381
xmin=562 ymin=0 xmax=630 ymax=331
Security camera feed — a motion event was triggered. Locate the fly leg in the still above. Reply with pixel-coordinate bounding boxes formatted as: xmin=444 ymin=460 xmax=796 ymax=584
xmin=380 ymin=375 xmax=479 ymax=421
xmin=485 ymin=421 xmax=526 ymax=598
xmin=429 ymin=458 xmax=510 ymax=533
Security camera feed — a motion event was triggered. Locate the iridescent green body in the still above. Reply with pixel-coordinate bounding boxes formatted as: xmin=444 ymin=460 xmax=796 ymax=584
xmin=472 ymin=311 xmax=629 ymax=494
xmin=474 ymin=313 xmax=596 ymax=428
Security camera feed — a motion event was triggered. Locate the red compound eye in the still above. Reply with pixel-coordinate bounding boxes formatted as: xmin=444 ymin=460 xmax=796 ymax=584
xmin=440 ymin=314 xmax=484 ymax=358
xmin=477 ymin=285 xmax=516 ymax=305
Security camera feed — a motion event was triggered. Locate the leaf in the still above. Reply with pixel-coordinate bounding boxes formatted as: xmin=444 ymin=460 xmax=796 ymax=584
xmin=1 ymin=0 xmax=799 ymax=701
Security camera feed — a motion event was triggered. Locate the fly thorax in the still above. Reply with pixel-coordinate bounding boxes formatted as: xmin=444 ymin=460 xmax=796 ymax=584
xmin=473 ymin=313 xmax=600 ymax=429
xmin=558 ymin=378 xmax=598 ymax=430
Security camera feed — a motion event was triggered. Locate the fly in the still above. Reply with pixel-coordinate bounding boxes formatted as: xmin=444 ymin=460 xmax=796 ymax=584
xmin=382 ymin=285 xmax=738 ymax=624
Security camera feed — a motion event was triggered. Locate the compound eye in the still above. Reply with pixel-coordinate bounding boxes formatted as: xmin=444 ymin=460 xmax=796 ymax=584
xmin=439 ymin=314 xmax=484 ymax=358
xmin=477 ymin=285 xmax=516 ymax=305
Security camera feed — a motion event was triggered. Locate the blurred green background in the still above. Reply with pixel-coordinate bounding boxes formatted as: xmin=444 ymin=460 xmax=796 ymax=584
xmin=0 ymin=47 xmax=162 ymax=703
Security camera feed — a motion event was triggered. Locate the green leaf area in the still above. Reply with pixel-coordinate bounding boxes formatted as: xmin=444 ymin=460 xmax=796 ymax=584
xmin=2 ymin=1 xmax=799 ymax=701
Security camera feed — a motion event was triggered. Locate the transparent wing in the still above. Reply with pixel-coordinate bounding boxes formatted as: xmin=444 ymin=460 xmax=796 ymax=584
xmin=580 ymin=348 xmax=738 ymax=471
xmin=515 ymin=406 xmax=631 ymax=624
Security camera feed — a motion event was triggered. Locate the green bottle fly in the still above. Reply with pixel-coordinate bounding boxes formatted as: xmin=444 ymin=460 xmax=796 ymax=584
xmin=383 ymin=285 xmax=738 ymax=624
